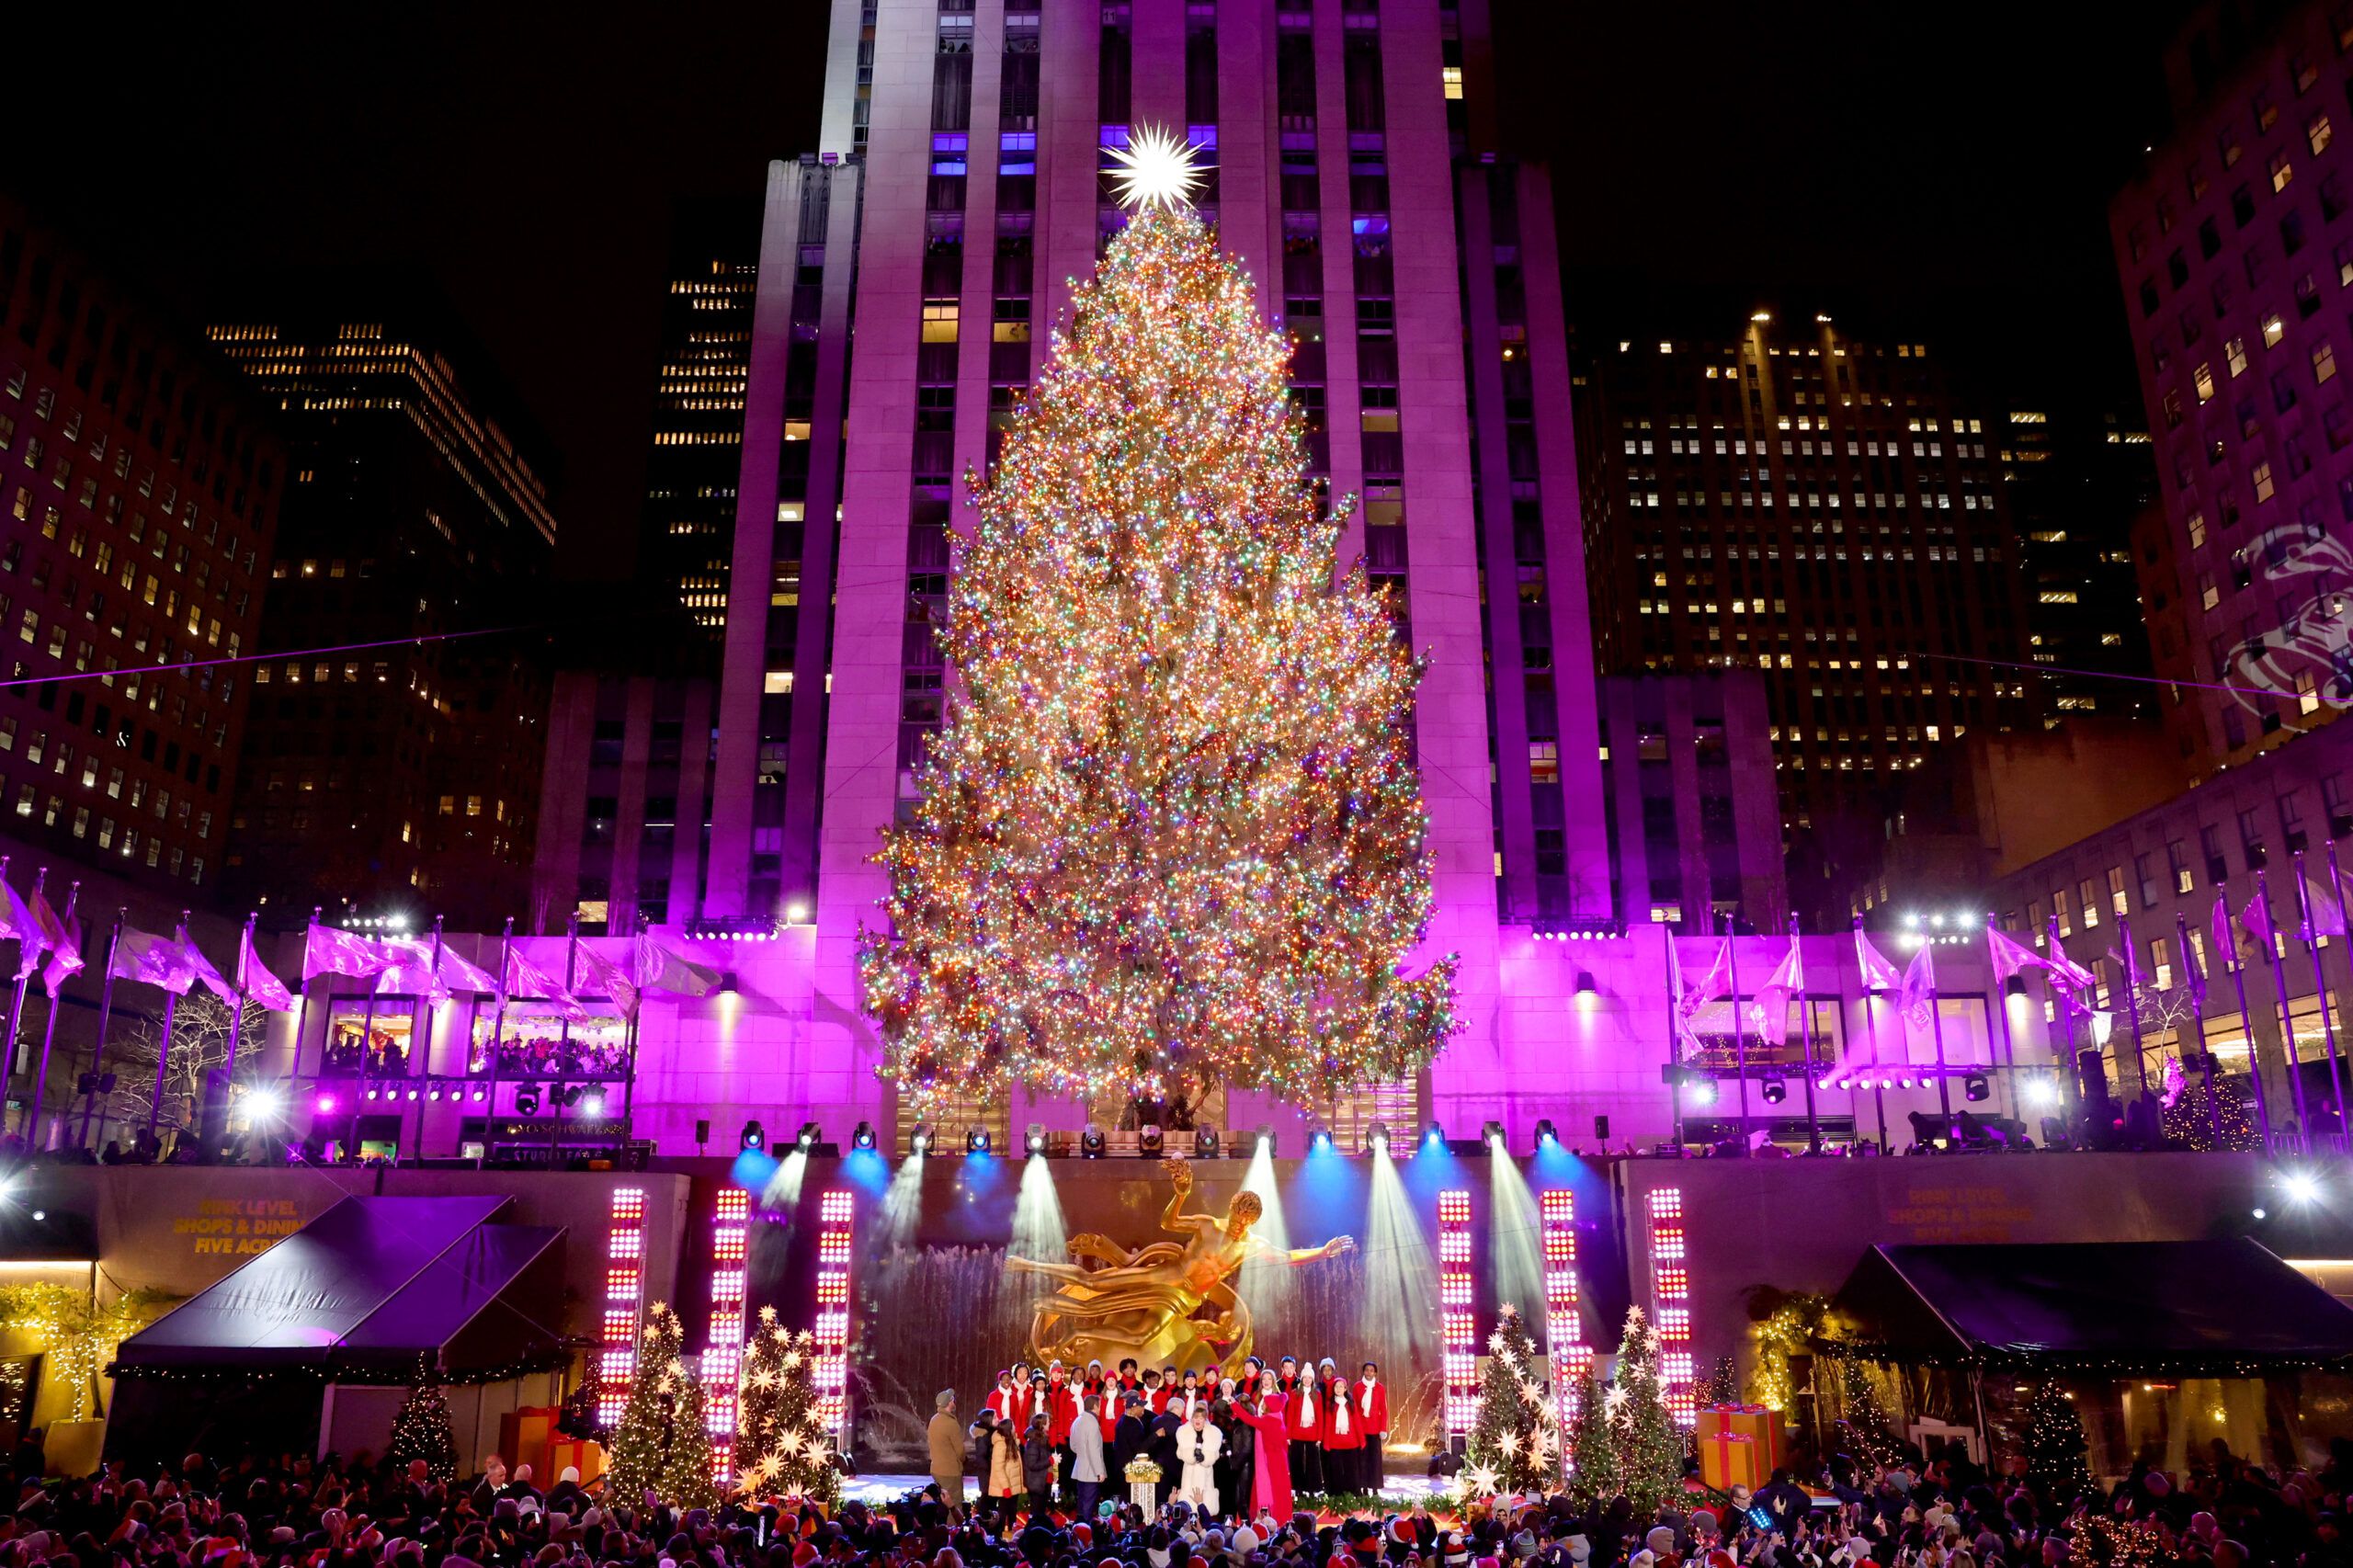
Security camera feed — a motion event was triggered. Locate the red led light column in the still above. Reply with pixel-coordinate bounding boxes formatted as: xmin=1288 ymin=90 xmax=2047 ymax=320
xmin=1541 ymin=1188 xmax=1588 ymax=1477
xmin=813 ymin=1187 xmax=853 ymax=1437
xmin=701 ymin=1187 xmax=751 ymax=1483
xmin=1647 ymin=1187 xmax=1695 ymax=1426
xmin=1439 ymin=1188 xmax=1475 ymax=1441
xmin=597 ymin=1186 xmax=649 ymax=1428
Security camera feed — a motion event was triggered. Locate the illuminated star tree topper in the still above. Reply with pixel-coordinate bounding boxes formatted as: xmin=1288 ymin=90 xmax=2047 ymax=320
xmin=1106 ymin=125 xmax=1211 ymax=211
xmin=858 ymin=190 xmax=1459 ymax=1109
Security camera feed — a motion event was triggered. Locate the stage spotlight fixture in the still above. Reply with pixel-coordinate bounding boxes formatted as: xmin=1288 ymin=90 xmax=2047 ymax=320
xmin=910 ymin=1122 xmax=933 ymax=1155
xmin=1423 ymin=1120 xmax=1445 ymax=1148
xmin=1574 ymin=971 xmax=1597 ymax=996
xmin=1532 ymin=1119 xmax=1558 ymax=1151
xmin=404 ymin=1087 xmax=420 ymax=1101
xmin=581 ymin=1091 xmax=606 ymax=1119
xmin=1962 ymin=1072 xmax=1991 ymax=1103
xmin=2023 ymin=1077 xmax=2060 ymax=1108
xmin=1368 ymin=1120 xmax=1392 ymax=1157
xmin=719 ymin=972 xmax=740 ymax=994
xmin=470 ymin=1086 xmax=487 ymax=1103
xmin=561 ymin=1085 xmax=585 ymax=1108
xmin=740 ymin=1119 xmax=766 ymax=1152
xmin=966 ymin=1125 xmax=992 ymax=1153
xmin=1482 ymin=1119 xmax=1505 ymax=1147
xmin=1026 ymin=1122 xmax=1049 ymax=1156
xmin=851 ymin=1121 xmax=878 ymax=1151
xmin=796 ymin=1120 xmax=824 ymax=1151
xmin=1138 ymin=1122 xmax=1165 ymax=1155
xmin=1255 ymin=1124 xmax=1275 ymax=1156
xmin=317 ymin=1093 xmax=339 ymax=1115
xmin=364 ymin=1087 xmax=381 ymax=1102
xmin=1308 ymin=1124 xmax=1334 ymax=1153
xmin=1687 ymin=1077 xmax=1719 ymax=1107
xmin=2287 ymin=1170 xmax=2325 ymax=1206
xmin=426 ymin=1086 xmax=442 ymax=1102
xmin=1194 ymin=1124 xmax=1220 ymax=1158
xmin=1080 ymin=1124 xmax=1107 ymax=1157
xmin=1760 ymin=1075 xmax=1787 ymax=1105
xmin=2006 ymin=974 xmax=2029 ymax=997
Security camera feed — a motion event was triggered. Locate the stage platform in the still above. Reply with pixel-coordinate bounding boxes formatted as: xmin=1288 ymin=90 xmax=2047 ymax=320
xmin=839 ymin=1473 xmax=1448 ymax=1508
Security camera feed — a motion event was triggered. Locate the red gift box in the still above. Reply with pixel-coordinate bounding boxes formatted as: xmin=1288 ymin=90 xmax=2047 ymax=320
xmin=1697 ymin=1403 xmax=1781 ymax=1489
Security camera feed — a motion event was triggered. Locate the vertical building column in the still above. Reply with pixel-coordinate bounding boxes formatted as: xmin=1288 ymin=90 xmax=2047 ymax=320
xmin=1213 ymin=1 xmax=1279 ymax=303
xmin=1310 ymin=1 xmax=1362 ymax=557
xmin=1456 ymin=169 xmax=1537 ymax=925
xmin=531 ymin=673 xmax=597 ymax=932
xmin=954 ymin=2 xmax=1008 ymax=489
xmin=608 ymin=677 xmax=656 ymax=933
xmin=1381 ymin=0 xmax=1500 ymax=1052
xmin=809 ymin=0 xmax=938 ymax=1117
xmin=1040 ymin=0 xmax=1102 ymax=344
xmin=1130 ymin=0 xmax=1186 ymax=131
xmin=1514 ymin=165 xmax=1610 ymax=923
xmin=708 ymin=161 xmax=806 ymax=919
xmin=667 ymin=679 xmax=716 ymax=925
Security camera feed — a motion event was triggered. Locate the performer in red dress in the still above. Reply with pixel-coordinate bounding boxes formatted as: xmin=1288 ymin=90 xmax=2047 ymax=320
xmin=1357 ymin=1360 xmax=1391 ymax=1495
xmin=985 ymin=1369 xmax=1023 ymax=1426
xmin=1238 ymin=1372 xmax=1292 ymax=1520
xmin=1319 ymin=1358 xmax=1364 ymax=1493
xmin=1286 ymin=1359 xmax=1325 ymax=1495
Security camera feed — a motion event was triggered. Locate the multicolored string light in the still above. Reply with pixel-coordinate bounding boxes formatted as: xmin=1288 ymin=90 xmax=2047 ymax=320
xmin=859 ymin=199 xmax=1458 ymax=1108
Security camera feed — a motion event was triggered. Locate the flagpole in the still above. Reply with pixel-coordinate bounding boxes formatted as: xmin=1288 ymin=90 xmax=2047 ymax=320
xmin=85 ymin=913 xmax=122 ymax=1152
xmin=2046 ymin=915 xmax=2083 ymax=1134
xmin=1792 ymin=912 xmax=1820 ymax=1153
xmin=2177 ymin=910 xmax=2223 ymax=1150
xmin=1727 ymin=922 xmax=1750 ymax=1154
xmin=22 ymin=881 xmax=77 ymax=1145
xmin=4 ymin=869 xmax=48 ymax=1101
xmin=2256 ymin=869 xmax=2314 ymax=1156
xmin=148 ymin=908 xmax=190 ymax=1142
xmin=410 ymin=915 xmax=444 ymax=1163
xmin=2293 ymin=851 xmax=2347 ymax=1152
xmin=551 ymin=913 xmax=580 ymax=1167
xmin=1854 ymin=918 xmax=1889 ymax=1153
xmin=2119 ymin=912 xmax=2149 ymax=1121
xmin=1926 ymin=938 xmax=1953 ymax=1125
xmin=479 ymin=916 xmax=514 ymax=1165
xmin=211 ymin=913 xmax=256 ymax=1152
xmin=352 ymin=925 xmax=381 ymax=1165
xmin=2221 ymin=895 xmax=2276 ymax=1150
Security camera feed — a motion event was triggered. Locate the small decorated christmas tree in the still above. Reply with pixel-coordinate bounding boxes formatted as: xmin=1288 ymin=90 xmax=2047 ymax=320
xmin=659 ymin=1355 xmax=720 ymax=1511
xmin=1564 ymin=1365 xmax=1620 ymax=1509
xmin=386 ymin=1353 xmax=459 ymax=1483
xmin=735 ymin=1307 xmax=841 ymax=1504
xmin=1609 ymin=1307 xmax=1686 ymax=1516
xmin=605 ymin=1301 xmax=686 ymax=1505
xmin=1461 ymin=1303 xmax=1557 ymax=1496
xmin=1696 ymin=1355 xmax=1741 ymax=1408
xmin=2021 ymin=1379 xmax=2093 ymax=1502
xmin=1833 ymin=1357 xmax=1900 ymax=1470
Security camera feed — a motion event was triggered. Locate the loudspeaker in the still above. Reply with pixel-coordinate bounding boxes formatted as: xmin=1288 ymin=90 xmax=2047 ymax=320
xmin=1593 ymin=1114 xmax=1610 ymax=1141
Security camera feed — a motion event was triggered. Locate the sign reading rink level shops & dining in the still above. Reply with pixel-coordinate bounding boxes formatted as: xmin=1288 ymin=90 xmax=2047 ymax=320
xmin=170 ymin=1196 xmax=304 ymax=1257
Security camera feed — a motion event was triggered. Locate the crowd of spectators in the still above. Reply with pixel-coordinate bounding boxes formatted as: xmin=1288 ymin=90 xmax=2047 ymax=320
xmin=0 ymin=1431 xmax=2347 ymax=1567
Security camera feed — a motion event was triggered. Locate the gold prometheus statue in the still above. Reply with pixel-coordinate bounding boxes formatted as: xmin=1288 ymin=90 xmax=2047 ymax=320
xmin=1007 ymin=1157 xmax=1355 ymax=1373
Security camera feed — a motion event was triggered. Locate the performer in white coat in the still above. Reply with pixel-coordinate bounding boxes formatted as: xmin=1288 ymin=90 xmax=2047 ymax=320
xmin=1176 ymin=1404 xmax=1224 ymax=1516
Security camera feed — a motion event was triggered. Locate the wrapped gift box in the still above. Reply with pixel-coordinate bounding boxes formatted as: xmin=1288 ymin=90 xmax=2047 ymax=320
xmin=546 ymin=1437 xmax=605 ymax=1486
xmin=1697 ymin=1403 xmax=1781 ymax=1490
xmin=496 ymin=1406 xmax=561 ymax=1479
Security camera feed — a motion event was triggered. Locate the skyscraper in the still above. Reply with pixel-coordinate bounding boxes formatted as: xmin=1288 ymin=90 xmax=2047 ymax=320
xmin=1580 ymin=316 xmax=2037 ymax=843
xmin=0 ymin=194 xmax=284 ymax=900
xmin=208 ymin=293 xmax=558 ymax=927
xmin=2001 ymin=402 xmax=2160 ymax=722
xmin=642 ymin=203 xmax=761 ymax=652
xmin=2110 ymin=0 xmax=2353 ymax=774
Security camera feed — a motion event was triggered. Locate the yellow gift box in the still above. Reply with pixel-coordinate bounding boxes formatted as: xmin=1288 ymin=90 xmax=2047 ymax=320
xmin=1697 ymin=1403 xmax=1780 ymax=1490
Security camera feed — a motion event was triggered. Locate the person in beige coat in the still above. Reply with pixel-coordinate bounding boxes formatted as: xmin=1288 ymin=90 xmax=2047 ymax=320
xmin=928 ymin=1389 xmax=966 ymax=1501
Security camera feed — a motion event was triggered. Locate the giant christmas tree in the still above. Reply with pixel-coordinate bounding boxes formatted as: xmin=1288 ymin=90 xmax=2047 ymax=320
xmin=860 ymin=131 xmax=1459 ymax=1108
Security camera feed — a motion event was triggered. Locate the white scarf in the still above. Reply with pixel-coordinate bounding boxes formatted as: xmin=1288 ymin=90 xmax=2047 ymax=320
xmin=1300 ymin=1384 xmax=1318 ymax=1423
xmin=1360 ymin=1380 xmax=1377 ymax=1415
xmin=1331 ymin=1393 xmax=1351 ymax=1437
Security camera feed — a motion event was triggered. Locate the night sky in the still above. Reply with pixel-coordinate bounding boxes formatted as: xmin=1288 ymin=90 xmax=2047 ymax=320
xmin=9 ymin=1 xmax=2189 ymax=581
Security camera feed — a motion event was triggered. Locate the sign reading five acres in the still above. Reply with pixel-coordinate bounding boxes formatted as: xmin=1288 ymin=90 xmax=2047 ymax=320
xmin=169 ymin=1197 xmax=302 ymax=1257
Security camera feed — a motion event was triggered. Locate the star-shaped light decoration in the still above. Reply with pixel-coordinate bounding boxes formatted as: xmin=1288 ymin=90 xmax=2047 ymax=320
xmin=1495 ymin=1429 xmax=1521 ymax=1456
xmin=1602 ymin=1385 xmax=1629 ymax=1417
xmin=1463 ymin=1460 xmax=1502 ymax=1498
xmin=1107 ymin=126 xmax=1211 ymax=212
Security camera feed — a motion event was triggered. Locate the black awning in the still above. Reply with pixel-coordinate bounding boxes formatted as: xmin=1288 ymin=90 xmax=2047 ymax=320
xmin=1819 ymin=1238 xmax=2353 ymax=1375
xmin=111 ymin=1195 xmax=566 ymax=1383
